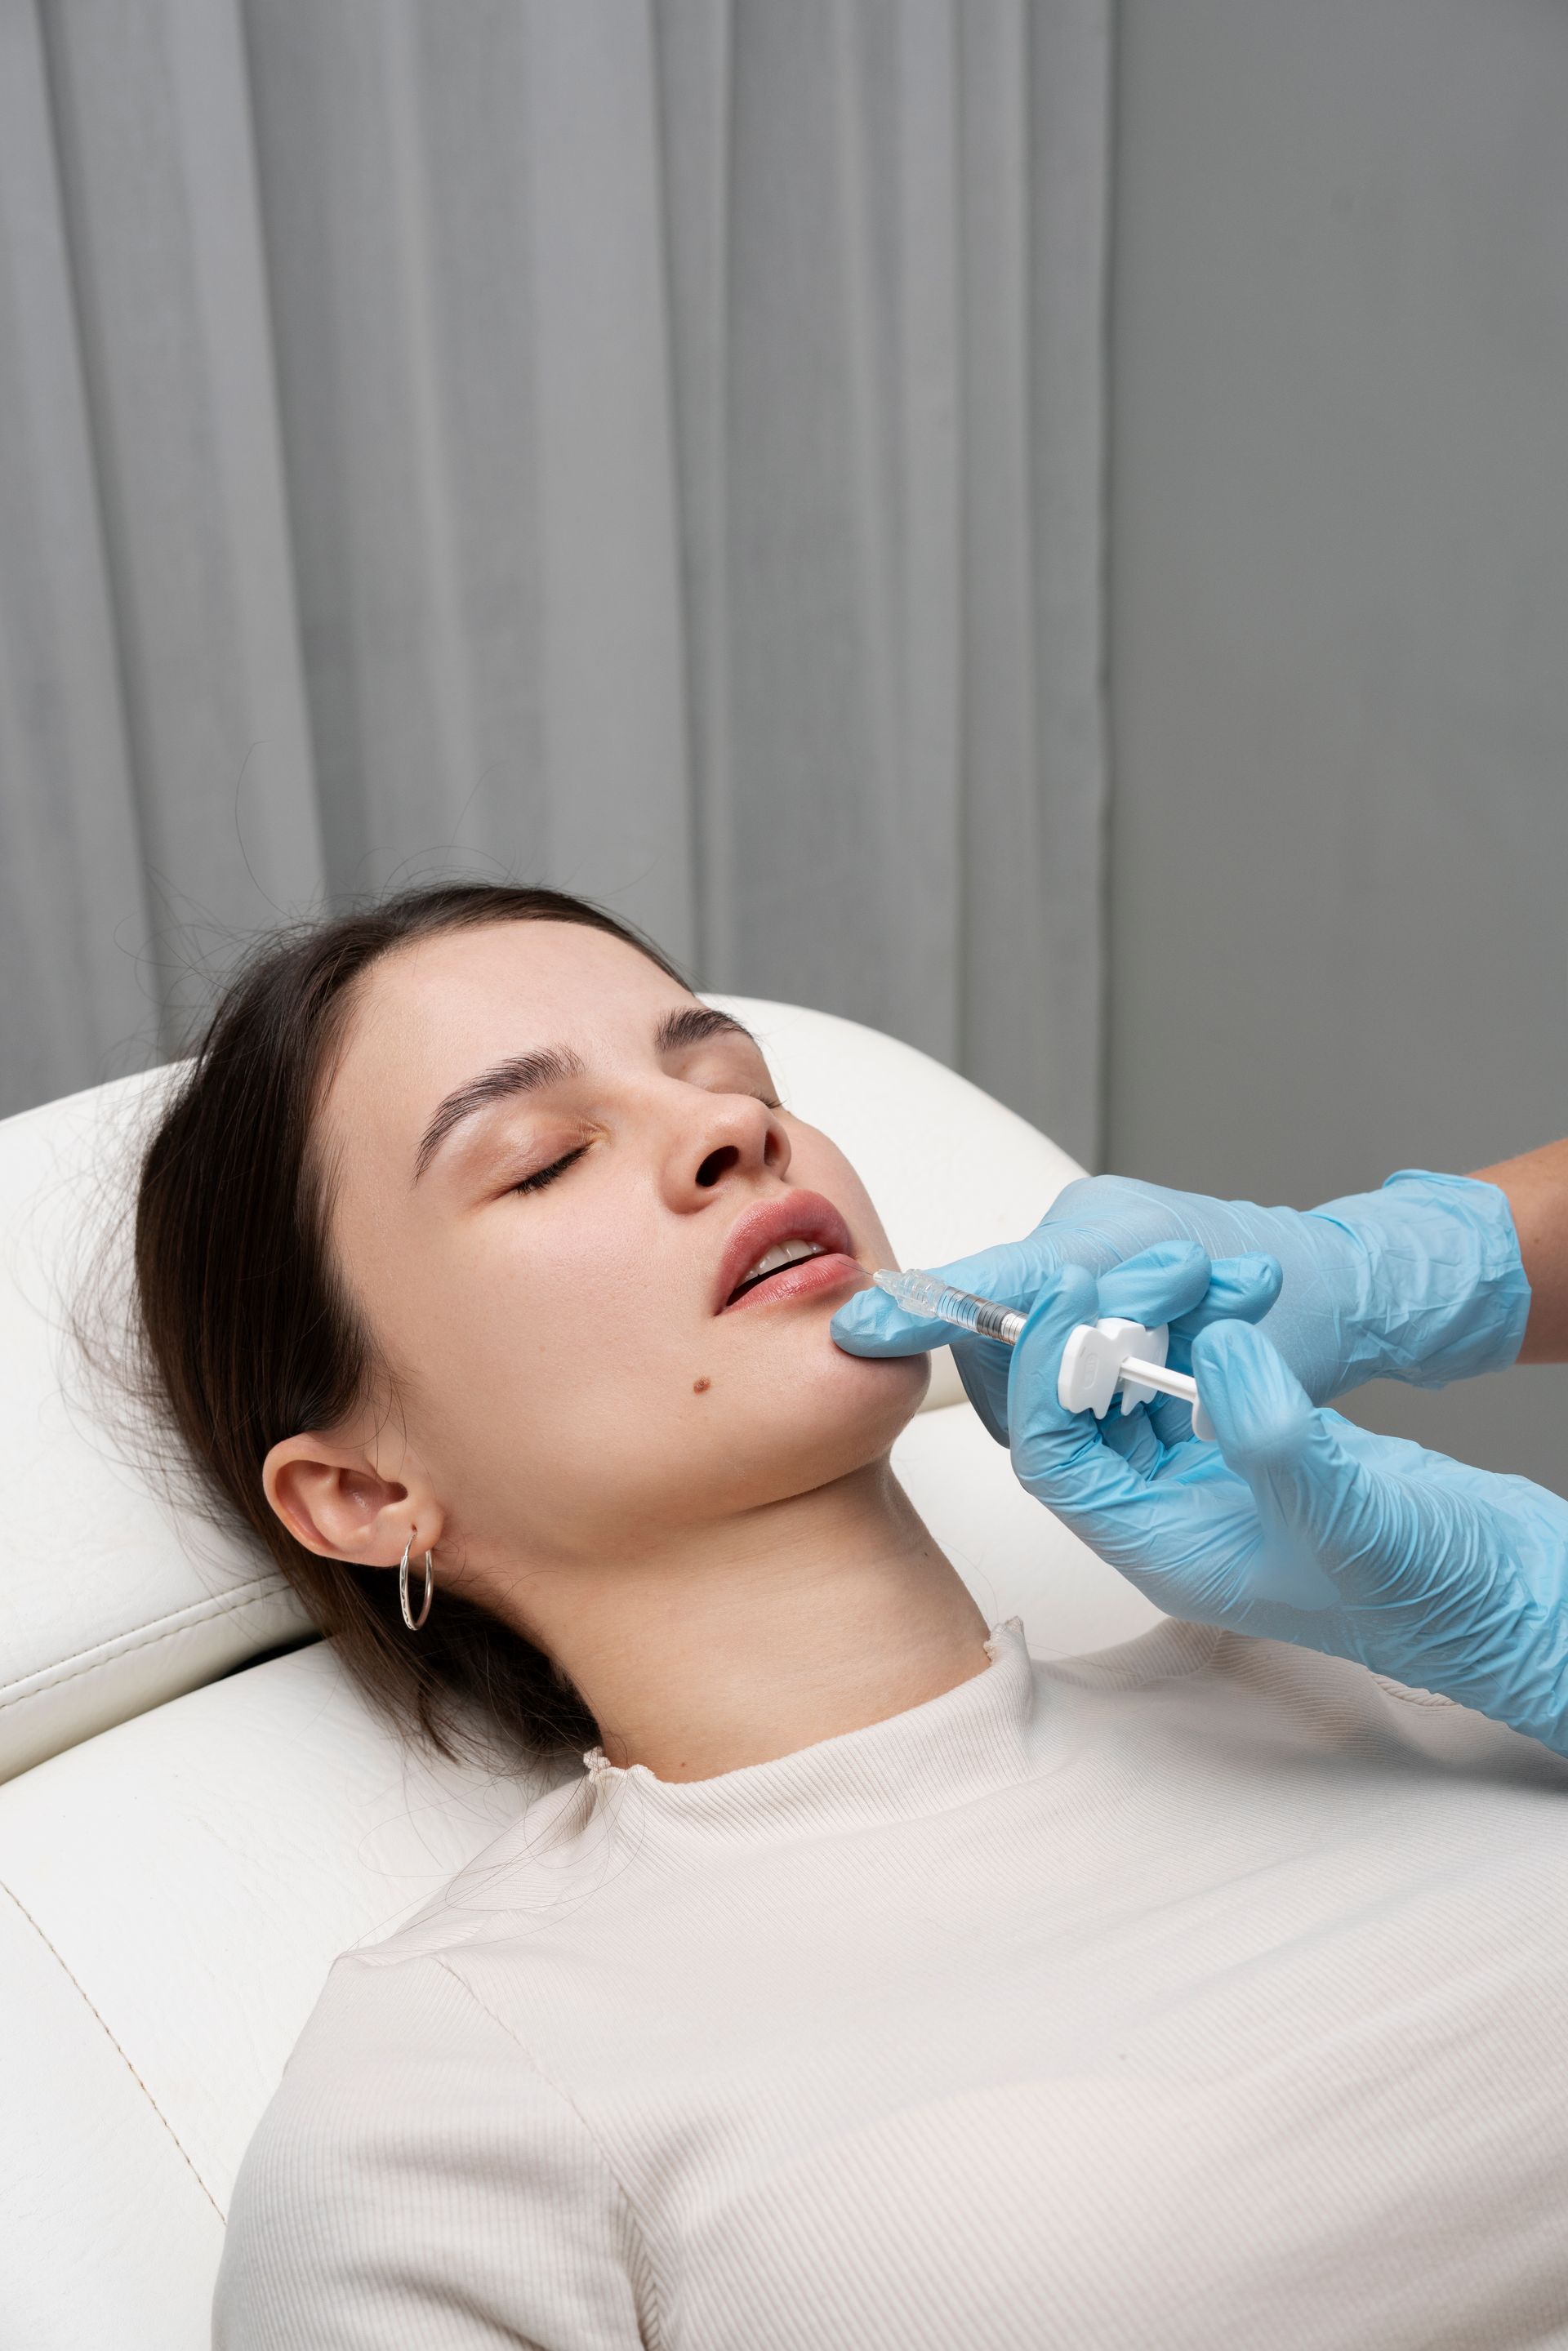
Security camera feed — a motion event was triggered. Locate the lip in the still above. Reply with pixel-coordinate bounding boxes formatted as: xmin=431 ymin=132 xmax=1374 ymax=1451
xmin=714 ymin=1191 xmax=861 ymax=1316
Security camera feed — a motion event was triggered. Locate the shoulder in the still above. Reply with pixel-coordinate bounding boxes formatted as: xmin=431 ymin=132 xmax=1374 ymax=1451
xmin=1039 ymin=1617 xmax=1223 ymax=1695
xmin=1052 ymin=1620 xmax=1568 ymax=1789
xmin=213 ymin=1952 xmax=655 ymax=2349
xmin=344 ymin=1765 xmax=615 ymax=1969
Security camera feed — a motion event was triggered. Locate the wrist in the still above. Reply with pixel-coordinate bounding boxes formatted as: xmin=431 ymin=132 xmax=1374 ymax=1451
xmin=1306 ymin=1169 xmax=1530 ymax=1390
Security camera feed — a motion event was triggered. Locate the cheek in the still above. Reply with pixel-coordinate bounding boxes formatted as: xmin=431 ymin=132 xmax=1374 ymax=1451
xmin=432 ymin=1275 xmax=926 ymax=1540
xmin=454 ymin=1231 xmax=655 ymax=1410
xmin=359 ymin=1200 xmax=648 ymax=1463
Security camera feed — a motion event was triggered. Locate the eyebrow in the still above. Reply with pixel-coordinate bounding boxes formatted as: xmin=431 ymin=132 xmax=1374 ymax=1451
xmin=412 ymin=1002 xmax=761 ymax=1182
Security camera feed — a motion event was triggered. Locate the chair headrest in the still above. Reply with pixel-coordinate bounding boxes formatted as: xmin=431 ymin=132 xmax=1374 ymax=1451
xmin=0 ymin=998 xmax=1083 ymax=1781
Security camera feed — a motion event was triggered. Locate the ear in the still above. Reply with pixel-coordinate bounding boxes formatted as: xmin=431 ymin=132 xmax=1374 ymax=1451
xmin=262 ymin=1430 xmax=443 ymax=1569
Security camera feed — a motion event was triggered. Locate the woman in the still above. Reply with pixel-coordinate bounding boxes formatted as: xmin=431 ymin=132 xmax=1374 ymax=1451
xmin=135 ymin=884 xmax=1566 ymax=2349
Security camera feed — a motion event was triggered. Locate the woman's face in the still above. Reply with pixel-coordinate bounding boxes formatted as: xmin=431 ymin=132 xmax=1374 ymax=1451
xmin=310 ymin=919 xmax=929 ymax=1573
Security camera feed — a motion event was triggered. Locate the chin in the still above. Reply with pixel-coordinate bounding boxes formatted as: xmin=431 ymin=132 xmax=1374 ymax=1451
xmin=773 ymin=1339 xmax=930 ymax=1471
xmin=618 ymin=1349 xmax=929 ymax=1529
xmin=846 ymin=1341 xmax=931 ymax=1413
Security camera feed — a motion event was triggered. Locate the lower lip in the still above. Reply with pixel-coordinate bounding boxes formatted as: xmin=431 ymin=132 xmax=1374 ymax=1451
xmin=719 ymin=1251 xmax=864 ymax=1315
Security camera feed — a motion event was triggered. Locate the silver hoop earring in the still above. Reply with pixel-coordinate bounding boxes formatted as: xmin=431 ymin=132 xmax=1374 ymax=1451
xmin=399 ymin=1530 xmax=435 ymax=1632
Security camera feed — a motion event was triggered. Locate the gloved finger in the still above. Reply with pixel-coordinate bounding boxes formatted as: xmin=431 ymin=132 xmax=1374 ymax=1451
xmin=1203 ymin=1250 xmax=1284 ymax=1320
xmin=1190 ymin=1320 xmax=1384 ymax=1610
xmin=1094 ymin=1240 xmax=1211 ymax=1454
xmin=1005 ymin=1266 xmax=1167 ymax=1529
xmin=951 ymin=1334 xmax=1013 ymax=1446
xmin=1145 ymin=1389 xmax=1202 ymax=1450
xmin=1164 ymin=1252 xmax=1285 ymax=1374
xmin=1092 ymin=1245 xmax=1283 ymax=1356
xmin=830 ymin=1284 xmax=955 ymax=1358
xmin=1099 ymin=1397 xmax=1167 ymax=1476
xmin=1174 ymin=1251 xmax=1282 ymax=1335
xmin=1092 ymin=1249 xmax=1283 ymax=1444
xmin=1094 ymin=1240 xmax=1212 ymax=1329
xmin=829 ymin=1232 xmax=1059 ymax=1358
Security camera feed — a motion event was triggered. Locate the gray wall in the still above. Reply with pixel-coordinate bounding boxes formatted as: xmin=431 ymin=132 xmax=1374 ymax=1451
xmin=1106 ymin=0 xmax=1568 ymax=1491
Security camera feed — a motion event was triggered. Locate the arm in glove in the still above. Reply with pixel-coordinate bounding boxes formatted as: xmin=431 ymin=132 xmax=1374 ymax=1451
xmin=831 ymin=1167 xmax=1530 ymax=1426
xmin=1005 ymin=1245 xmax=1568 ymax=1758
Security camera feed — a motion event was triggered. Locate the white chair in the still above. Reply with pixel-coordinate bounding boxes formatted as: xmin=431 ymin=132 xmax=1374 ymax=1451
xmin=0 ymin=996 xmax=1161 ymax=2349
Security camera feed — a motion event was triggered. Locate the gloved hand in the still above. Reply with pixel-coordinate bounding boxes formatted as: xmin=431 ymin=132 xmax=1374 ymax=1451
xmin=830 ymin=1169 xmax=1530 ymax=1430
xmin=1003 ymin=1244 xmax=1568 ymax=1758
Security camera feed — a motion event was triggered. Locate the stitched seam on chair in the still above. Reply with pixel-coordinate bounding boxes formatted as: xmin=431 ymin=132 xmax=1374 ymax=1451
xmin=0 ymin=1583 xmax=304 ymax=1713
xmin=0 ymin=1876 xmax=225 ymax=2220
xmin=431 ymin=1955 xmax=670 ymax=2351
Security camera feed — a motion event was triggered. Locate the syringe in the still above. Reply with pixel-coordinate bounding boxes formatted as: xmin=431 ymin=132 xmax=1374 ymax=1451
xmin=869 ymin=1268 xmax=1214 ymax=1439
xmin=871 ymin=1267 xmax=1027 ymax=1344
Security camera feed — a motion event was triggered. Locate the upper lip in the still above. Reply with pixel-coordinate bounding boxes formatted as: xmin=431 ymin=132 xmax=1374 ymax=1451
xmin=714 ymin=1191 xmax=858 ymax=1313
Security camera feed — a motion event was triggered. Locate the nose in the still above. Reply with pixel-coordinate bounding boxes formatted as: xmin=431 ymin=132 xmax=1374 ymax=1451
xmin=674 ymin=1090 xmax=790 ymax=1202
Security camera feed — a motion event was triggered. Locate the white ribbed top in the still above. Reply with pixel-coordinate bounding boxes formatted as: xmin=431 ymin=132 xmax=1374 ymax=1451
xmin=213 ymin=1615 xmax=1568 ymax=2350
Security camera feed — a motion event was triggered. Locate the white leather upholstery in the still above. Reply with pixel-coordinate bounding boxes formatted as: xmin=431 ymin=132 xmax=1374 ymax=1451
xmin=0 ymin=1066 xmax=311 ymax=1783
xmin=0 ymin=996 xmax=1160 ymax=2349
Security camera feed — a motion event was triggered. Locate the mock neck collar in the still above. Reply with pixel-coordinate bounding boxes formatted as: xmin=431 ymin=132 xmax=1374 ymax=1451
xmin=579 ymin=1618 xmax=1035 ymax=1847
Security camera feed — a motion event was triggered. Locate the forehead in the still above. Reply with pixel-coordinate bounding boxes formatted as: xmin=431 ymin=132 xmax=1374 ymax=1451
xmin=323 ymin=919 xmax=692 ymax=1129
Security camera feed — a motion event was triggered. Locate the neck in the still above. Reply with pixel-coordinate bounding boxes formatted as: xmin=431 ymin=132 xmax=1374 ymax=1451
xmin=501 ymin=1458 xmax=991 ymax=1782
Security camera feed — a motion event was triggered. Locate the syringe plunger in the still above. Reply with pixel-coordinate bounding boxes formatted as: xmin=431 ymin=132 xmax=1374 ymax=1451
xmin=1057 ymin=1317 xmax=1215 ymax=1441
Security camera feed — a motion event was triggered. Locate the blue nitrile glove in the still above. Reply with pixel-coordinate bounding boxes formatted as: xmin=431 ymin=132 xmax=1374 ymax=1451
xmin=831 ymin=1169 xmax=1530 ymax=1435
xmin=1005 ymin=1245 xmax=1568 ymax=1757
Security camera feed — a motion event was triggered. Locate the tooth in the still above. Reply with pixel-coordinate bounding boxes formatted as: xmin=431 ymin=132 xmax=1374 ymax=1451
xmin=738 ymin=1237 xmax=826 ymax=1289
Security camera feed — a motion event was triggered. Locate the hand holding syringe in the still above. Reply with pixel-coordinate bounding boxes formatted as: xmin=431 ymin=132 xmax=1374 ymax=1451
xmin=841 ymin=1223 xmax=1568 ymax=1762
xmin=871 ymin=1267 xmax=1215 ymax=1440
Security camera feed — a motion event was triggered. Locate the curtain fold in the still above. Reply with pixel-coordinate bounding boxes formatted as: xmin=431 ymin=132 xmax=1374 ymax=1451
xmin=1 ymin=0 xmax=1112 ymax=1163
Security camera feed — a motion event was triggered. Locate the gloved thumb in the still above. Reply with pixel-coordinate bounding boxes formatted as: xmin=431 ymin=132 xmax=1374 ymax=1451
xmin=1189 ymin=1319 xmax=1356 ymax=1611
xmin=1007 ymin=1262 xmax=1147 ymax=1517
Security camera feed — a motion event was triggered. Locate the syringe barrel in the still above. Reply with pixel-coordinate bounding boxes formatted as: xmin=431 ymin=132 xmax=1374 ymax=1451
xmin=967 ymin=1296 xmax=1027 ymax=1345
xmin=871 ymin=1268 xmax=1026 ymax=1345
xmin=915 ymin=1280 xmax=1025 ymax=1345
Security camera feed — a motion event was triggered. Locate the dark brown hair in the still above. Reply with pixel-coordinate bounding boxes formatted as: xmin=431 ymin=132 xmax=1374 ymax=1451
xmin=132 ymin=882 xmax=693 ymax=1772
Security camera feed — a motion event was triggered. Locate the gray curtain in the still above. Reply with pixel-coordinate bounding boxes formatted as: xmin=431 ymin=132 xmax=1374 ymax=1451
xmin=1 ymin=0 xmax=1111 ymax=1161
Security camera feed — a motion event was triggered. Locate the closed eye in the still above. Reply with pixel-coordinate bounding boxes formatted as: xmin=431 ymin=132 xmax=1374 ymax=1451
xmin=507 ymin=1093 xmax=782 ymax=1198
xmin=510 ymin=1145 xmax=590 ymax=1196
